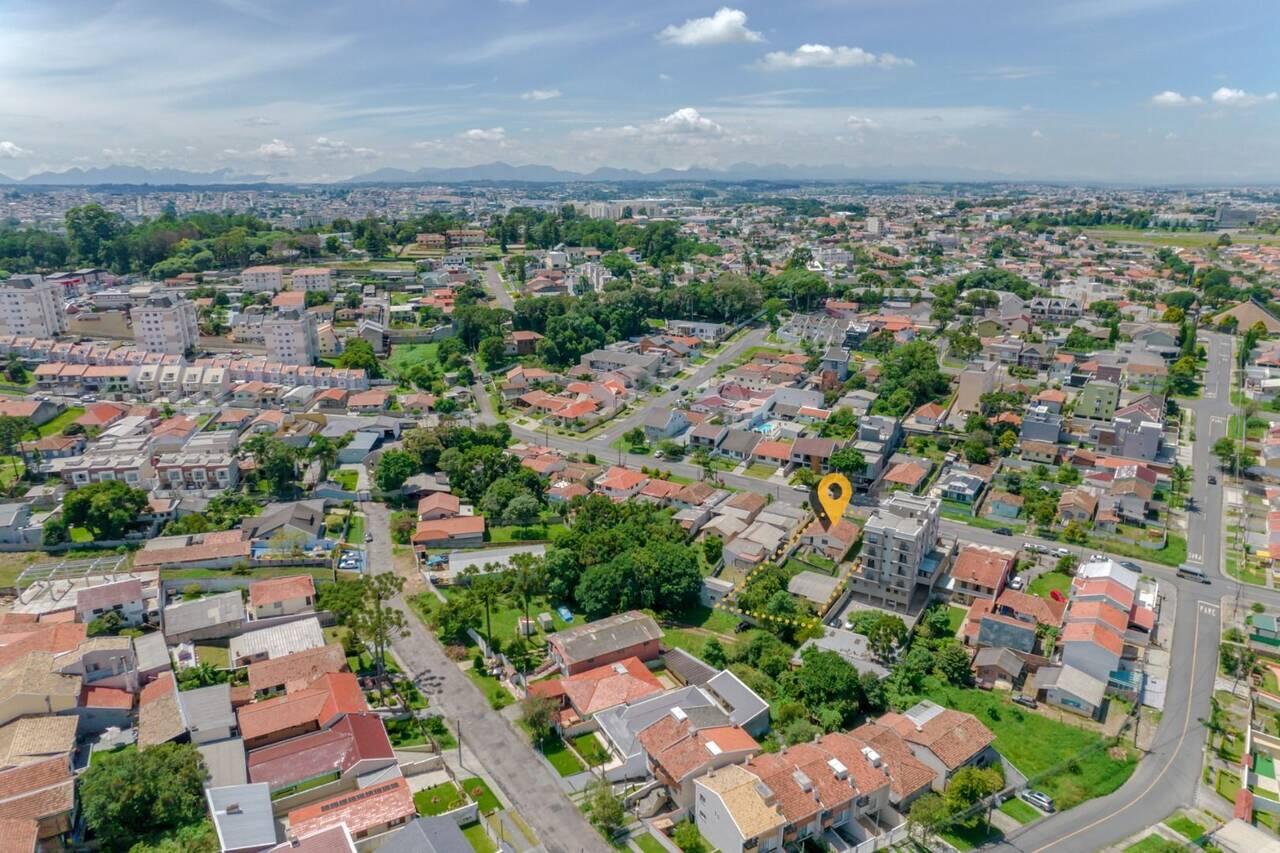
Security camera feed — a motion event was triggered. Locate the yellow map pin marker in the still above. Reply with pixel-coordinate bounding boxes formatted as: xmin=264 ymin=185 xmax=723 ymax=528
xmin=813 ymin=472 xmax=852 ymax=528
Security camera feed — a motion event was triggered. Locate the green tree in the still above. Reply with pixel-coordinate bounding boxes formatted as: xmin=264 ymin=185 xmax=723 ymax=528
xmin=1212 ymin=437 xmax=1238 ymax=469
xmin=623 ymin=426 xmax=646 ymax=448
xmin=672 ymin=821 xmax=709 ymax=853
xmin=934 ymin=642 xmax=972 ymax=686
xmin=374 ymin=449 xmax=417 ymax=492
xmin=62 ymin=480 xmax=149 ymax=539
xmin=505 ymin=493 xmax=541 ymax=527
xmin=907 ymin=793 xmax=950 ymax=845
xmin=0 ymin=415 xmax=33 ymax=491
xmin=478 ymin=335 xmax=508 ymax=370
xmin=587 ymin=780 xmax=626 ymax=835
xmin=943 ymin=766 xmax=1003 ymax=828
xmin=348 ymin=573 xmax=409 ymax=682
xmin=702 ymin=637 xmax=728 ymax=669
xmin=336 ymin=338 xmax=383 ymax=378
xmin=79 ymin=742 xmax=208 ymax=852
xmin=829 ymin=447 xmax=867 ymax=481
xmin=243 ymin=435 xmax=298 ymax=498
xmin=520 ymin=695 xmax=558 ymax=744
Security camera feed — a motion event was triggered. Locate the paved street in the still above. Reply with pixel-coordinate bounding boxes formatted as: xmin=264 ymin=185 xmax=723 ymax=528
xmin=362 ymin=502 xmax=610 ymax=853
xmin=482 ymin=261 xmax=515 ymax=310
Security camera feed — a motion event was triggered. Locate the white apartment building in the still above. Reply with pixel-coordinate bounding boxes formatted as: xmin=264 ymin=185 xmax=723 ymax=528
xmin=852 ymin=493 xmax=943 ymax=612
xmin=240 ymin=265 xmax=284 ymax=293
xmin=264 ymin=309 xmax=319 ymax=366
xmin=0 ymin=275 xmax=69 ymax=338
xmin=289 ymin=267 xmax=332 ymax=292
xmin=133 ymin=294 xmax=199 ymax=355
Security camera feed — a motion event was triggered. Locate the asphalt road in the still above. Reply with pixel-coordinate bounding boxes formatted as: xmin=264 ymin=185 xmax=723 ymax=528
xmin=482 ymin=261 xmax=516 ymax=311
xmin=362 ymin=501 xmax=611 ymax=853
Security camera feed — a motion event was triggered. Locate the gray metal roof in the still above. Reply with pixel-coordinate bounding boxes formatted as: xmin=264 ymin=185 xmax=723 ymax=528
xmin=662 ymin=649 xmax=717 ymax=686
xmin=228 ymin=617 xmax=324 ymax=664
xmin=377 ymin=817 xmax=472 ymax=853
xmin=705 ymin=670 xmax=770 ymax=728
xmin=549 ymin=610 xmax=662 ymax=664
xmin=197 ymin=737 xmax=247 ymax=789
xmin=132 ymin=631 xmax=172 ymax=674
xmin=179 ymin=683 xmax=235 ymax=736
xmin=163 ymin=591 xmax=244 ymax=637
xmin=207 ymin=783 xmax=277 ymax=852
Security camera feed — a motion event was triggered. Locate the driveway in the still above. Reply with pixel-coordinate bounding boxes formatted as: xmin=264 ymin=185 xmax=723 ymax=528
xmin=362 ymin=502 xmax=610 ymax=853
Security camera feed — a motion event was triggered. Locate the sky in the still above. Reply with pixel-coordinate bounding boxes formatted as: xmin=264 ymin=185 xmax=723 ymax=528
xmin=1 ymin=0 xmax=1279 ymax=183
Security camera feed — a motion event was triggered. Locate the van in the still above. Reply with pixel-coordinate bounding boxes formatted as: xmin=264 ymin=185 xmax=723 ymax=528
xmin=1176 ymin=564 xmax=1209 ymax=583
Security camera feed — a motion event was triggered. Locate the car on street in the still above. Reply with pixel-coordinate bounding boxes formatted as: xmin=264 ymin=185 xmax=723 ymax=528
xmin=1208 ymin=474 xmax=1217 ymax=484
xmin=993 ymin=527 xmax=1012 ymax=536
xmin=1120 ymin=561 xmax=1142 ymax=572
xmin=1019 ymin=789 xmax=1055 ymax=813
xmin=653 ymin=450 xmax=664 ymax=458
xmin=1055 ymin=547 xmax=1071 ymax=556
xmin=365 ymin=532 xmax=373 ymax=542
xmin=1011 ymin=694 xmax=1038 ymax=709
xmin=1024 ymin=542 xmax=1045 ymax=553
xmin=1089 ymin=553 xmax=1105 ymax=562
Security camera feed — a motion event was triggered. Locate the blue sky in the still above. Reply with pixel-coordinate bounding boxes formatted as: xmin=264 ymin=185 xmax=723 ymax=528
xmin=1 ymin=0 xmax=1278 ymax=182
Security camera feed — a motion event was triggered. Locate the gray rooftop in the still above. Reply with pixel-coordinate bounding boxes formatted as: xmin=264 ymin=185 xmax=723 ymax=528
xmin=163 ymin=591 xmax=245 ymax=638
xmin=179 ymin=683 xmax=235 ymax=737
xmin=132 ymin=631 xmax=171 ymax=674
xmin=377 ymin=817 xmax=472 ymax=853
xmin=549 ymin=610 xmax=662 ymax=664
xmin=704 ymin=670 xmax=770 ymax=729
xmin=197 ymin=737 xmax=248 ymax=789
xmin=228 ymin=617 xmax=325 ymax=664
xmin=207 ymin=783 xmax=277 ymax=852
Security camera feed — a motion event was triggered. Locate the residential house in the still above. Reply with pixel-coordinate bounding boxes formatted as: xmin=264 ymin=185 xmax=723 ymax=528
xmin=237 ymin=672 xmax=367 ymax=750
xmin=247 ymin=576 xmax=316 ymax=621
xmin=546 ymin=611 xmax=662 ymax=676
xmin=947 ymin=545 xmax=1014 ymax=607
xmin=286 ymin=777 xmax=415 ymax=844
xmin=229 ymin=618 xmax=326 ymax=667
xmin=874 ymin=701 xmax=998 ymax=791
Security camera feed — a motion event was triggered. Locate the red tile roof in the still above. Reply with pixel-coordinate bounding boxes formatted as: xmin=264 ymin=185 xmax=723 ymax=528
xmin=248 ymin=713 xmax=393 ymax=788
xmin=287 ymin=776 xmax=414 ymax=840
xmin=248 ymin=644 xmax=348 ymax=694
xmin=249 ymin=575 xmax=315 ymax=609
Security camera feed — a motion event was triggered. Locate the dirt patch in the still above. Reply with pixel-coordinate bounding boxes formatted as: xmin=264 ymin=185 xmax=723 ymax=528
xmin=393 ymin=545 xmax=426 ymax=596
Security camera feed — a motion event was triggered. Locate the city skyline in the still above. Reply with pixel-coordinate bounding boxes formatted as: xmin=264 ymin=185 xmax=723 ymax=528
xmin=1 ymin=0 xmax=1279 ymax=183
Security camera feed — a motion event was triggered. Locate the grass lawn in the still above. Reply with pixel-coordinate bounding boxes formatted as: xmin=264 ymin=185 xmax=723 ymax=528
xmin=333 ymin=469 xmax=358 ymax=491
xmin=386 ymin=342 xmax=441 ymax=378
xmin=69 ymin=526 xmax=94 ymax=543
xmin=459 ymin=777 xmax=499 ymax=815
xmin=346 ymin=513 xmax=365 ymax=543
xmin=466 ymin=667 xmax=513 ymax=710
xmin=998 ymin=797 xmax=1041 ymax=824
xmin=37 ymin=407 xmax=84 ymax=437
xmin=1165 ymin=813 xmax=1205 ymax=841
xmin=0 ymin=551 xmax=43 ymax=589
xmin=744 ymin=462 xmax=779 ymax=479
xmin=1124 ymin=836 xmax=1187 ymax=853
xmin=0 ymin=456 xmax=24 ymax=489
xmin=1089 ymin=533 xmax=1187 ymax=568
xmin=441 ymin=589 xmax=574 ymax=651
xmin=163 ymin=566 xmax=334 ymax=584
xmin=488 ymin=523 xmax=567 ymax=543
xmin=571 ymin=733 xmax=611 ymax=767
xmin=1216 ymin=769 xmax=1241 ymax=802
xmin=89 ymin=742 xmax=136 ymax=766
xmin=414 ymin=781 xmax=467 ymax=816
xmin=196 ymin=644 xmax=229 ymax=668
xmin=940 ymin=823 xmax=1003 ymax=851
xmin=946 ymin=605 xmax=968 ymax=635
xmin=921 ymin=681 xmax=1136 ymax=809
xmin=633 ymin=833 xmax=667 ymax=853
xmin=461 ymin=821 xmax=497 ymax=853
xmin=1084 ymin=228 xmax=1280 ymax=248
xmin=539 ymin=735 xmax=586 ymax=776
xmin=1029 ymin=571 xmax=1073 ymax=599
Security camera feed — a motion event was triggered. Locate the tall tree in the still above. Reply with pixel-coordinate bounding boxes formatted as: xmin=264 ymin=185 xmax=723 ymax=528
xmin=348 ymin=573 xmax=409 ymax=683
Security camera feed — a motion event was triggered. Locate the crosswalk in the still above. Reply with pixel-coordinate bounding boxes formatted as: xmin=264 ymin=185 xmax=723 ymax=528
xmin=1188 ymin=552 xmax=1203 ymax=563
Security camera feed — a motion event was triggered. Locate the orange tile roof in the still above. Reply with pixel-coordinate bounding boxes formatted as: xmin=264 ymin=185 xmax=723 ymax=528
xmin=287 ymin=776 xmax=414 ymax=840
xmin=559 ymin=657 xmax=663 ymax=716
xmin=237 ymin=672 xmax=365 ymax=741
xmin=881 ymin=707 xmax=995 ymax=770
xmin=248 ymin=644 xmax=348 ymax=693
xmin=950 ymin=545 xmax=1015 ymax=592
xmin=249 ymin=575 xmax=316 ymax=609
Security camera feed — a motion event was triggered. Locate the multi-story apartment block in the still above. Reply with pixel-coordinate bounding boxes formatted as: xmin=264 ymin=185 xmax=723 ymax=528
xmin=133 ymin=294 xmax=199 ymax=355
xmin=852 ymin=493 xmax=944 ymax=612
xmin=264 ymin=309 xmax=319 ymax=366
xmin=154 ymin=451 xmax=238 ymax=492
xmin=289 ymin=267 xmax=332 ymax=292
xmin=0 ymin=275 xmax=68 ymax=338
xmin=240 ymin=265 xmax=284 ymax=293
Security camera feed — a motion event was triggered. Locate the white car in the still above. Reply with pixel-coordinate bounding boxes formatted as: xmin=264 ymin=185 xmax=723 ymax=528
xmin=1009 ymin=575 xmax=1025 ymax=590
xmin=1055 ymin=547 xmax=1071 ymax=556
xmin=1088 ymin=553 xmax=1106 ymax=562
xmin=1024 ymin=542 xmax=1044 ymax=553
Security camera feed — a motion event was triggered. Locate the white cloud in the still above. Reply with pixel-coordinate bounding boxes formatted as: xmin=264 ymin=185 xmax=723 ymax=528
xmin=461 ymin=127 xmax=506 ymax=142
xmin=0 ymin=141 xmax=32 ymax=158
xmin=654 ymin=107 xmax=725 ymax=136
xmin=758 ymin=44 xmax=913 ymax=71
xmin=520 ymin=88 xmax=561 ymax=101
xmin=309 ymin=137 xmax=378 ymax=158
xmin=658 ymin=73 xmax=672 ymax=81
xmin=658 ymin=8 xmax=762 ymax=46
xmin=846 ymin=115 xmax=879 ymax=130
xmin=255 ymin=139 xmax=296 ymax=159
xmin=1150 ymin=90 xmax=1202 ymax=106
xmin=1211 ymin=87 xmax=1278 ymax=107
xmin=1031 ymin=129 xmax=1044 ymax=138
xmin=241 ymin=116 xmax=277 ymax=126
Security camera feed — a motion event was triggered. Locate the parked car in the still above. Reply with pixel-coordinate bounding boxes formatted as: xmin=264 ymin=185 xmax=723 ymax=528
xmin=364 ymin=532 xmax=373 ymax=543
xmin=1008 ymin=575 xmax=1025 ymax=590
xmin=1024 ymin=542 xmax=1045 ymax=553
xmin=1208 ymin=474 xmax=1217 ymax=484
xmin=734 ymin=620 xmax=751 ymax=634
xmin=1011 ymin=694 xmax=1038 ymax=709
xmin=1019 ymin=789 xmax=1055 ymax=813
xmin=1088 ymin=553 xmax=1105 ymax=562
xmin=1120 ymin=561 xmax=1142 ymax=573
xmin=1055 ymin=547 xmax=1071 ymax=556
xmin=993 ymin=527 xmax=1012 ymax=536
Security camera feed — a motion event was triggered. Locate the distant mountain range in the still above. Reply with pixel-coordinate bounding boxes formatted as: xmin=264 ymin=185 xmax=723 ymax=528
xmin=345 ymin=160 xmax=1017 ymax=184
xmin=0 ymin=166 xmax=269 ymax=186
xmin=0 ymin=160 xmax=1018 ymax=187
